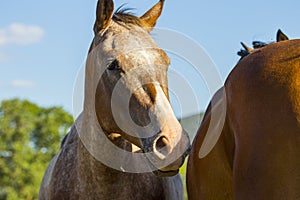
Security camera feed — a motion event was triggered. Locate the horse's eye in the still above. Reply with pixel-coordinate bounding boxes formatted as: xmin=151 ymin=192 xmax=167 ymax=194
xmin=107 ymin=60 xmax=120 ymax=71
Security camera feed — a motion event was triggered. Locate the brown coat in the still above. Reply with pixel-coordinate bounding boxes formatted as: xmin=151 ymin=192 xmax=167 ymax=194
xmin=187 ymin=39 xmax=300 ymax=200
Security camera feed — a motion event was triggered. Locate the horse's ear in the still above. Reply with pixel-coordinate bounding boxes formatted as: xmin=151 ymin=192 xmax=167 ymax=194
xmin=241 ymin=42 xmax=253 ymax=52
xmin=94 ymin=0 xmax=114 ymax=34
xmin=276 ymin=29 xmax=289 ymax=42
xmin=140 ymin=0 xmax=165 ymax=31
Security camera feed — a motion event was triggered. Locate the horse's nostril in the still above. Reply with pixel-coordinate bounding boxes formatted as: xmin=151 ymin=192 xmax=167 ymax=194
xmin=156 ymin=136 xmax=168 ymax=150
xmin=153 ymin=136 xmax=171 ymax=160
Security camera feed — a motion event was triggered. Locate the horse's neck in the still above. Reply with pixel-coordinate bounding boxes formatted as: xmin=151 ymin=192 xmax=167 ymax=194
xmin=73 ymin=116 xmax=135 ymax=188
xmin=65 ymin=118 xmax=177 ymax=199
xmin=74 ymin=127 xmax=117 ymax=196
xmin=76 ymin=131 xmax=160 ymax=199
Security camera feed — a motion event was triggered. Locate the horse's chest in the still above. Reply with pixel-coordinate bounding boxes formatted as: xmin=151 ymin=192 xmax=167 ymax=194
xmin=80 ymin=173 xmax=165 ymax=200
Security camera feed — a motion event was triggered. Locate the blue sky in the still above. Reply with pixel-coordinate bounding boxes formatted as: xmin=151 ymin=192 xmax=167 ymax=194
xmin=1 ymin=0 xmax=300 ymax=117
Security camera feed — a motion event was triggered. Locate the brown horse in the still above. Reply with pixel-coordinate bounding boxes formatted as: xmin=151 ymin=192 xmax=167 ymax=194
xmin=39 ymin=0 xmax=190 ymax=199
xmin=187 ymin=34 xmax=300 ymax=199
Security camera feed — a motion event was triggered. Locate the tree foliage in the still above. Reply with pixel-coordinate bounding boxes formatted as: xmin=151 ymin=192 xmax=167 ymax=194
xmin=0 ymin=99 xmax=73 ymax=200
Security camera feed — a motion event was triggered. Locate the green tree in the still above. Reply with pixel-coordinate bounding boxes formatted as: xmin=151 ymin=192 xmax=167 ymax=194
xmin=0 ymin=99 xmax=73 ymax=200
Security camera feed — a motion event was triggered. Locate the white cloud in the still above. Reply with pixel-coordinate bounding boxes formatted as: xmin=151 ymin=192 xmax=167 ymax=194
xmin=0 ymin=23 xmax=44 ymax=46
xmin=0 ymin=80 xmax=37 ymax=88
xmin=10 ymin=80 xmax=36 ymax=88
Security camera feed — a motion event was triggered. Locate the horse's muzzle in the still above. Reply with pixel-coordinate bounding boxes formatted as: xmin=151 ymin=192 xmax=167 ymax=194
xmin=142 ymin=129 xmax=191 ymax=176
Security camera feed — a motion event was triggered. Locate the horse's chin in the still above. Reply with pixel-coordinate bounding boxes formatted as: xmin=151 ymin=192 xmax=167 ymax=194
xmin=153 ymin=169 xmax=179 ymax=177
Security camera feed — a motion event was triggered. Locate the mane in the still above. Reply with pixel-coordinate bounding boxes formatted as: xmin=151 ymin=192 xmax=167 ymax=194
xmin=237 ymin=40 xmax=271 ymax=59
xmin=112 ymin=5 xmax=143 ymax=27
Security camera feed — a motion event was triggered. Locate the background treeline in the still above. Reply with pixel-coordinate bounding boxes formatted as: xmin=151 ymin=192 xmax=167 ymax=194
xmin=0 ymin=99 xmax=73 ymax=200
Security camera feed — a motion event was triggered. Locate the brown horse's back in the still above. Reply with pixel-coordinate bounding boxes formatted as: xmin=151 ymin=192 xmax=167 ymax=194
xmin=187 ymin=39 xmax=300 ymax=200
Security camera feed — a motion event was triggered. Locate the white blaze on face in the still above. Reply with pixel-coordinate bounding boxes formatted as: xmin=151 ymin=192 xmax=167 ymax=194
xmin=150 ymin=84 xmax=182 ymax=150
xmin=140 ymin=49 xmax=153 ymax=64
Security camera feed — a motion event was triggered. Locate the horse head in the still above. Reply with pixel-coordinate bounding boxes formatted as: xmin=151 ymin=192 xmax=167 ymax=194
xmin=83 ymin=0 xmax=190 ymax=176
